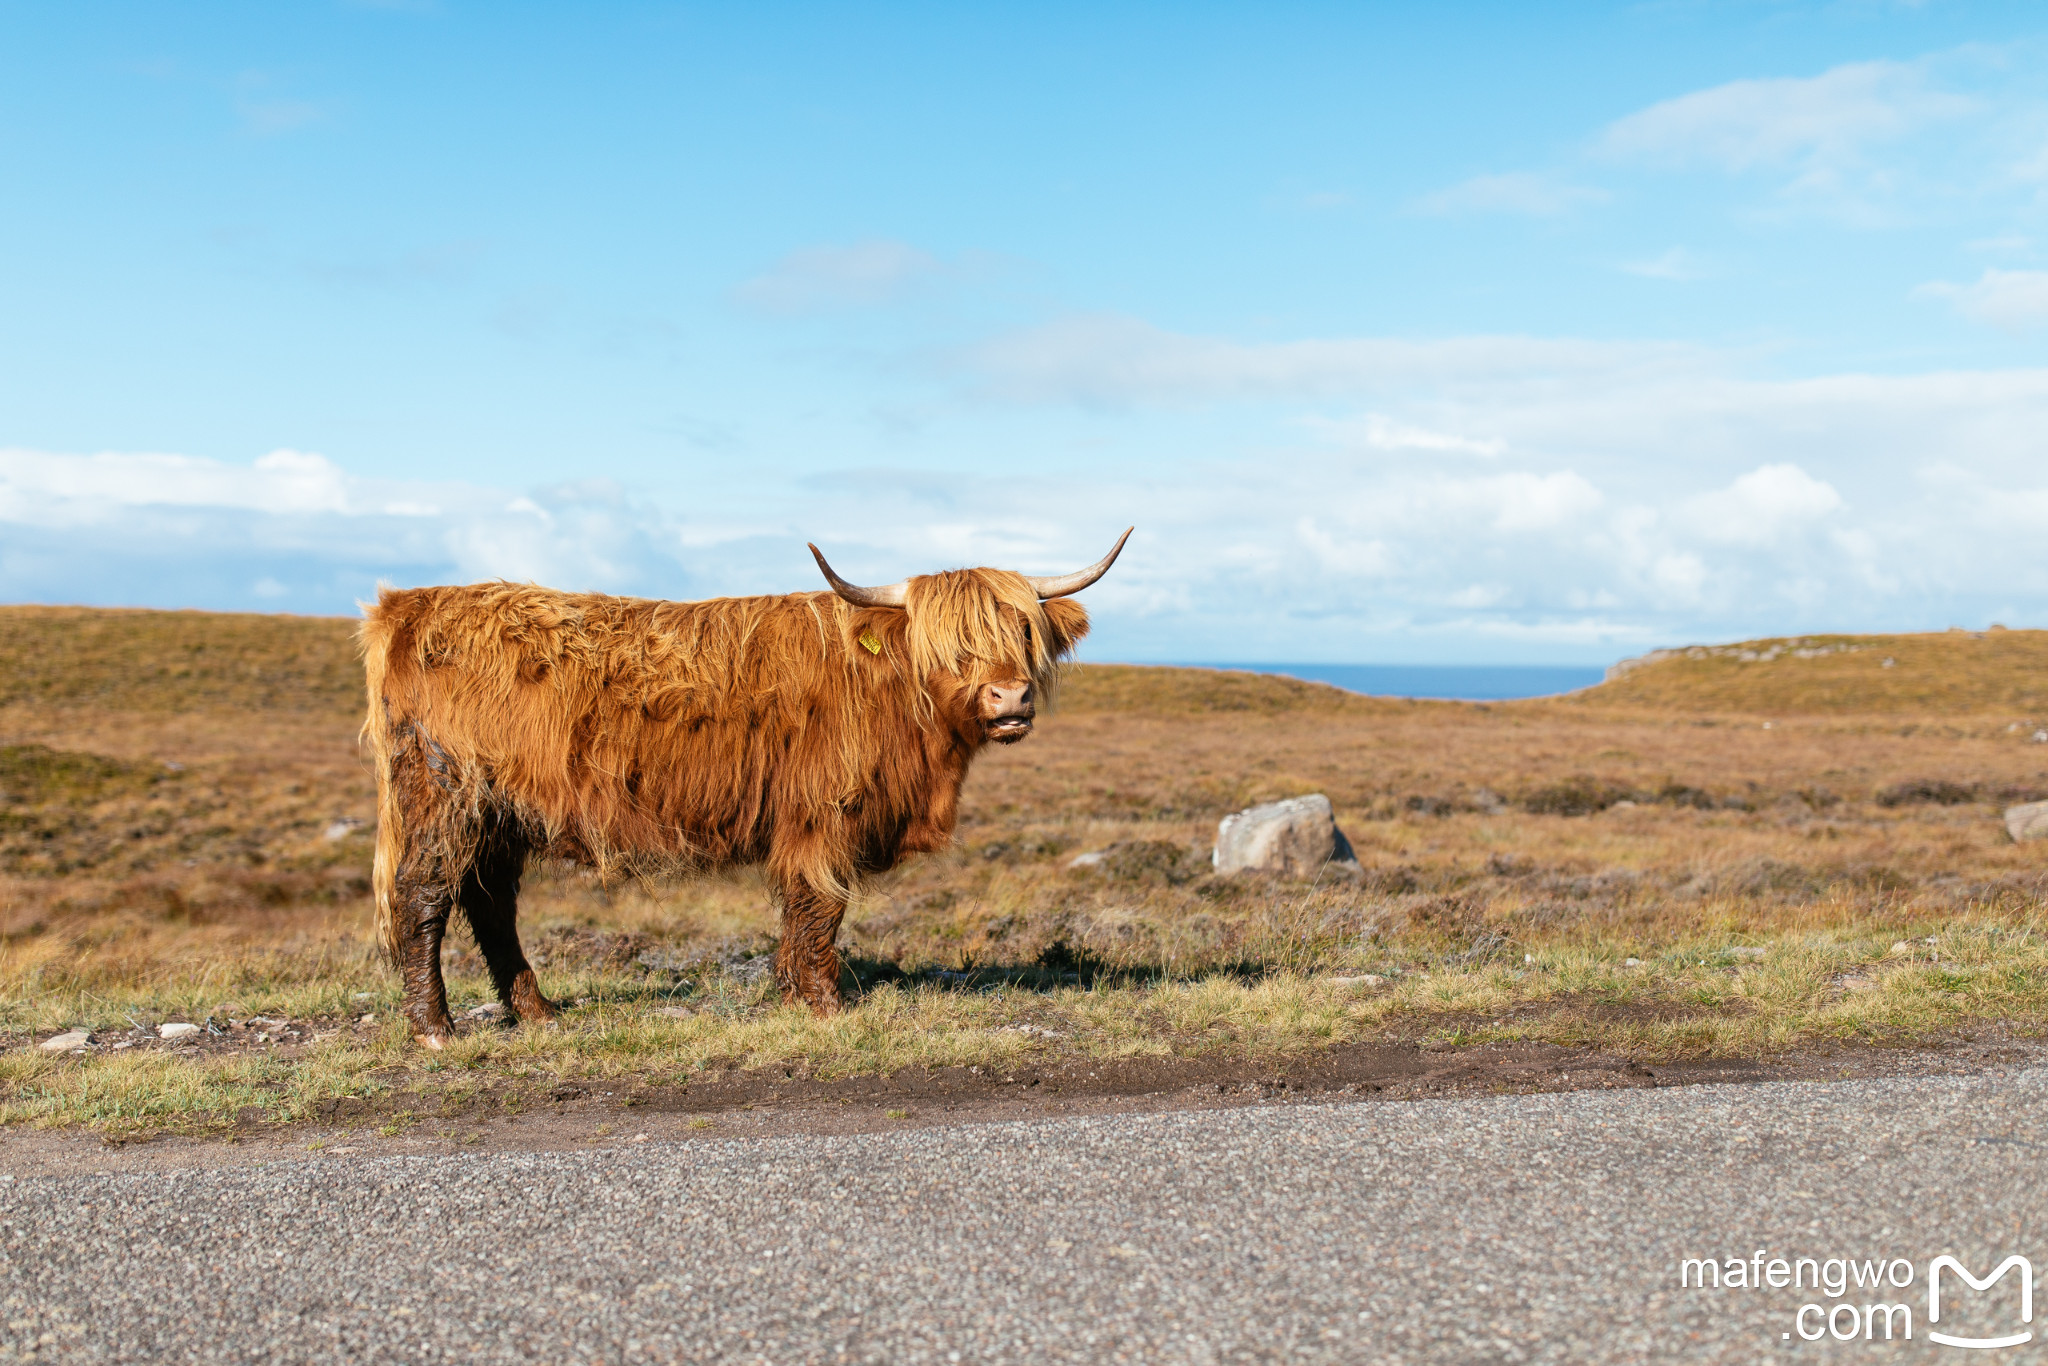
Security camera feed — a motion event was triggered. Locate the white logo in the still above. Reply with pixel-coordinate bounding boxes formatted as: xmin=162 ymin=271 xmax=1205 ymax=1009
xmin=1928 ymin=1255 xmax=2033 ymax=1350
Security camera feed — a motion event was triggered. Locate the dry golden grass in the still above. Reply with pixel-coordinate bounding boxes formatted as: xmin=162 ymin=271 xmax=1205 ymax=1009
xmin=3 ymin=608 xmax=2047 ymax=1130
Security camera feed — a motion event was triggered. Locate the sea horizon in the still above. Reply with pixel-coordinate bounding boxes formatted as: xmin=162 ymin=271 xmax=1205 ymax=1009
xmin=1158 ymin=662 xmax=1611 ymax=701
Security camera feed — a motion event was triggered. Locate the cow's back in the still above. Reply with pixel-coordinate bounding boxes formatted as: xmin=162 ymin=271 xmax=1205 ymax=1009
xmin=360 ymin=581 xmax=872 ymax=871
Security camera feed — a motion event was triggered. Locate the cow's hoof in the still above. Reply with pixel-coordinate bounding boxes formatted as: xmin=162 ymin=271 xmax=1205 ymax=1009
xmin=416 ymin=1032 xmax=449 ymax=1051
xmin=510 ymin=995 xmax=561 ymax=1025
xmin=509 ymin=971 xmax=560 ymax=1025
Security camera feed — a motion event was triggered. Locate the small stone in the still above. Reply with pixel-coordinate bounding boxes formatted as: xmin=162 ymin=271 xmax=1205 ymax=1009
xmin=1728 ymin=946 xmax=1767 ymax=959
xmin=358 ymin=1015 xmax=376 ymax=1025
xmin=1622 ymin=958 xmax=1643 ymax=967
xmin=1327 ymin=975 xmax=1385 ymax=989
xmin=1067 ymin=850 xmax=1106 ymax=869
xmin=323 ymin=818 xmax=366 ymax=841
xmin=655 ymin=1006 xmax=693 ymax=1019
xmin=39 ymin=1030 xmax=91 ymax=1053
xmin=1889 ymin=941 xmax=1913 ymax=956
xmin=1524 ymin=953 xmax=1535 ymax=964
xmin=464 ymin=1003 xmax=507 ymax=1022
xmin=1609 ymin=799 xmax=1638 ymax=811
xmin=159 ymin=1022 xmax=202 ymax=1040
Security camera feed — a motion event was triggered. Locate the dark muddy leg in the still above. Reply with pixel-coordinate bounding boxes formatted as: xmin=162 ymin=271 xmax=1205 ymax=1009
xmin=459 ymin=819 xmax=557 ymax=1025
xmin=393 ymin=858 xmax=459 ymax=1048
xmin=773 ymin=876 xmax=848 ymax=1015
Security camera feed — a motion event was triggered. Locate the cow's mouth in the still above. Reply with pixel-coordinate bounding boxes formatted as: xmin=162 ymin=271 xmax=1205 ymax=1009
xmin=986 ymin=717 xmax=1033 ymax=744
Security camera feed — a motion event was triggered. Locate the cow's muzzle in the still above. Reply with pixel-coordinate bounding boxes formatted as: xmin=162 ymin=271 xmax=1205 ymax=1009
xmin=984 ymin=682 xmax=1035 ymax=745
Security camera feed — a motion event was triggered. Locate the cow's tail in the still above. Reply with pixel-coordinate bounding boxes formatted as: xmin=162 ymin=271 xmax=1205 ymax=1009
xmin=357 ymin=605 xmax=406 ymax=967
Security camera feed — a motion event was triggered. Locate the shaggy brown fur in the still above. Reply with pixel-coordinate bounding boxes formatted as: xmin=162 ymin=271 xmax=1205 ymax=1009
xmin=359 ymin=571 xmax=1089 ymax=1042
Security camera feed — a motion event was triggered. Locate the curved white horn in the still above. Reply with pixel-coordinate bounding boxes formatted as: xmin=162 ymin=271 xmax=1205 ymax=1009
xmin=1024 ymin=528 xmax=1133 ymax=600
xmin=808 ymin=543 xmax=909 ymax=608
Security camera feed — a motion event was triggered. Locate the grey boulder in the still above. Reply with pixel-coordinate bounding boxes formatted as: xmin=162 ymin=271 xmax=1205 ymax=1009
xmin=1213 ymin=793 xmax=1358 ymax=877
xmin=2007 ymin=800 xmax=2048 ymax=842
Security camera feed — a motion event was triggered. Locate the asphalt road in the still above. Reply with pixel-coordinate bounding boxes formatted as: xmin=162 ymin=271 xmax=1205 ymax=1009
xmin=5 ymin=1065 xmax=2048 ymax=1364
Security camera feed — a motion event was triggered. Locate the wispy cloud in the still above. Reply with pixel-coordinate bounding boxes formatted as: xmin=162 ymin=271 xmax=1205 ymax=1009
xmin=1300 ymin=413 xmax=1506 ymax=457
xmin=963 ymin=313 xmax=1702 ymax=406
xmin=1413 ymin=171 xmax=1607 ymax=217
xmin=301 ymin=240 xmax=485 ymax=290
xmin=1620 ymin=247 xmax=1707 ymax=280
xmin=734 ymin=240 xmax=946 ymax=313
xmin=233 ymin=71 xmax=327 ymax=136
xmin=1597 ymin=59 xmax=1971 ymax=174
xmin=1916 ymin=268 xmax=2048 ymax=329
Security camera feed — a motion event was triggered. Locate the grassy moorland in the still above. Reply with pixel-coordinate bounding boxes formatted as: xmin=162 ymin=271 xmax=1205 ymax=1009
xmin=3 ymin=606 xmax=2048 ymax=1131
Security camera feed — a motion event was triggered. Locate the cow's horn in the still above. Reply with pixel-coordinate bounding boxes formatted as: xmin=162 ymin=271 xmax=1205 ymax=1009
xmin=1025 ymin=528 xmax=1133 ymax=600
xmin=809 ymin=544 xmax=909 ymax=608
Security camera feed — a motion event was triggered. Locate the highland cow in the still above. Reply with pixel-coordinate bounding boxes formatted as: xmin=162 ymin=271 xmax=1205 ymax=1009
xmin=359 ymin=532 xmax=1129 ymax=1046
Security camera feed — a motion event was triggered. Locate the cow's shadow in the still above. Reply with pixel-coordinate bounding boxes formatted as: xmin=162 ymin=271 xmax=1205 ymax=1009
xmin=839 ymin=942 xmax=1269 ymax=1000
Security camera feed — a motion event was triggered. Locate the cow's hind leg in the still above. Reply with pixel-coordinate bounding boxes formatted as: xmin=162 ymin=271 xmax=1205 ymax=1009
xmin=458 ymin=814 xmax=557 ymax=1025
xmin=383 ymin=731 xmax=479 ymax=1048
xmin=772 ymin=875 xmax=847 ymax=1015
xmin=392 ymin=849 xmax=459 ymax=1049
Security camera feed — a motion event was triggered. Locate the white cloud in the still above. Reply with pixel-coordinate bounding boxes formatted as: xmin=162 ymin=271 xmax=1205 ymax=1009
xmin=734 ymin=240 xmax=944 ymax=312
xmin=1484 ymin=472 xmax=1604 ymax=532
xmin=1598 ymin=60 xmax=1972 ymax=173
xmin=10 ymin=310 xmax=2048 ymax=663
xmin=1683 ymin=464 xmax=1843 ymax=545
xmin=0 ymin=447 xmax=352 ymax=519
xmin=1413 ymin=172 xmax=1607 ymax=217
xmin=0 ymin=448 xmax=709 ymax=611
xmin=1296 ymin=519 xmax=1393 ymax=576
xmin=1916 ymin=268 xmax=2048 ymax=329
xmin=940 ymin=311 xmax=2048 ymax=655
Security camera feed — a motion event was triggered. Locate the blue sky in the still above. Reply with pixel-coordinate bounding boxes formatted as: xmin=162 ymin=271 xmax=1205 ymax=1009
xmin=2 ymin=2 xmax=2046 ymax=663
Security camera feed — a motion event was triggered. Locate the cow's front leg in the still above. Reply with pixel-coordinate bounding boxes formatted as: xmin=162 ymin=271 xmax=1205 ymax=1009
xmin=772 ymin=875 xmax=847 ymax=1015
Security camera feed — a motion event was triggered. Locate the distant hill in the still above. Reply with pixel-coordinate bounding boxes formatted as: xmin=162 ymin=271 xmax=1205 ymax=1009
xmin=0 ymin=606 xmax=362 ymax=715
xmin=1579 ymin=629 xmax=2048 ymax=717
xmin=3 ymin=607 xmax=2038 ymax=721
xmin=0 ymin=607 xmax=1381 ymax=720
xmin=1058 ymin=664 xmax=1388 ymax=715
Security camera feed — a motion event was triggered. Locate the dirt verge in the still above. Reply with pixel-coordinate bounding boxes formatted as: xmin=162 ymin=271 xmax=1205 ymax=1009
xmin=5 ymin=1031 xmax=2042 ymax=1179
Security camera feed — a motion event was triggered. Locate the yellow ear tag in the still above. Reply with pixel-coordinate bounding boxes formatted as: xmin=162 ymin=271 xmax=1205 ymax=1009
xmin=858 ymin=629 xmax=883 ymax=656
